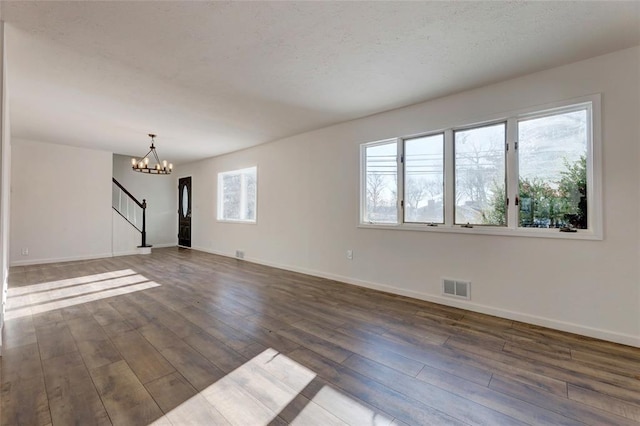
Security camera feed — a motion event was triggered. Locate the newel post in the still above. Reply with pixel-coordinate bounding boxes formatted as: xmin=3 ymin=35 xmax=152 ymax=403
xmin=141 ymin=199 xmax=147 ymax=247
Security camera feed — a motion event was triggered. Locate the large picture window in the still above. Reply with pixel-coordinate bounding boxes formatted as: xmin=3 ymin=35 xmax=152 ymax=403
xmin=217 ymin=166 xmax=257 ymax=223
xmin=360 ymin=95 xmax=600 ymax=239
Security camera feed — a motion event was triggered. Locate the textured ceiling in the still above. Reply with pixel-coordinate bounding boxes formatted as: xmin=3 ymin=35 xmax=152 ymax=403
xmin=2 ymin=1 xmax=639 ymax=164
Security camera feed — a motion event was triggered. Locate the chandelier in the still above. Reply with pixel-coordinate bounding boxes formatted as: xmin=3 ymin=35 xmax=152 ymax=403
xmin=131 ymin=134 xmax=172 ymax=175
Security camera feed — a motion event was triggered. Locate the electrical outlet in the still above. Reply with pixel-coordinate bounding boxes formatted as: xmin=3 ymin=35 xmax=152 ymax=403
xmin=346 ymin=250 xmax=353 ymax=260
xmin=21 ymin=248 xmax=29 ymax=256
xmin=235 ymin=250 xmax=244 ymax=259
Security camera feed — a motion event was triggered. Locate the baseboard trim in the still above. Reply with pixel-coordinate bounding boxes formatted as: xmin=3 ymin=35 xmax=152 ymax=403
xmin=10 ymin=252 xmax=115 ymax=267
xmin=11 ymin=245 xmax=178 ymax=266
xmin=151 ymin=243 xmax=177 ymax=248
xmin=192 ymin=246 xmax=640 ymax=348
xmin=112 ymin=250 xmax=141 ymax=257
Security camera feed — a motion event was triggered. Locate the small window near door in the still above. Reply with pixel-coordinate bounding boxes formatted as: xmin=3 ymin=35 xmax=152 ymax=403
xmin=217 ymin=166 xmax=257 ymax=223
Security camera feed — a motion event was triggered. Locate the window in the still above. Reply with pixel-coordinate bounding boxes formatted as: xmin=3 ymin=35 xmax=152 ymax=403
xmin=363 ymin=140 xmax=398 ymax=224
xmin=517 ymin=107 xmax=589 ymax=229
xmin=454 ymin=123 xmax=506 ymax=226
xmin=360 ymin=95 xmax=600 ymax=239
xmin=404 ymin=134 xmax=444 ymax=224
xmin=217 ymin=166 xmax=257 ymax=223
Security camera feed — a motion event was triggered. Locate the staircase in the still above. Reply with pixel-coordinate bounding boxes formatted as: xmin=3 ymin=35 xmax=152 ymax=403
xmin=111 ymin=178 xmax=152 ymax=254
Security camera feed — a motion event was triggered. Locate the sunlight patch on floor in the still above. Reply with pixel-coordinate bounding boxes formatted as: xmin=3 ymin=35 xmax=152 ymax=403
xmin=5 ymin=270 xmax=159 ymax=320
xmin=9 ymin=274 xmax=150 ymax=309
xmin=9 ymin=269 xmax=138 ymax=296
xmin=150 ymin=348 xmax=393 ymax=426
xmin=293 ymin=385 xmax=392 ymax=426
xmin=198 ymin=348 xmax=316 ymax=425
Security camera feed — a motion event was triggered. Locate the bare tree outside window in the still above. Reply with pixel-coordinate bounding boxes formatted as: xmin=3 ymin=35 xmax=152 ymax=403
xmin=359 ymin=98 xmax=597 ymax=237
xmin=364 ymin=142 xmax=397 ymax=223
xmin=404 ymin=134 xmax=444 ymax=223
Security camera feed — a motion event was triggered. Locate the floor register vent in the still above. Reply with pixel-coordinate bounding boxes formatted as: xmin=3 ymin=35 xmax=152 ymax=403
xmin=442 ymin=278 xmax=470 ymax=300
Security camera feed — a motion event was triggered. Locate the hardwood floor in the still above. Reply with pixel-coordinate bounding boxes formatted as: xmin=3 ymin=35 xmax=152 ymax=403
xmin=2 ymin=247 xmax=640 ymax=425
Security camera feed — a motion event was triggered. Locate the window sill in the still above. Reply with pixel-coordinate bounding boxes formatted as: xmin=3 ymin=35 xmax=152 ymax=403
xmin=217 ymin=219 xmax=257 ymax=225
xmin=357 ymin=223 xmax=602 ymax=240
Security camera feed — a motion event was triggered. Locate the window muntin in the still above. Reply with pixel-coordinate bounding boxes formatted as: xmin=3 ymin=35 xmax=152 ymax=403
xmin=517 ymin=107 xmax=588 ymax=229
xmin=359 ymin=96 xmax=599 ymax=239
xmin=217 ymin=166 xmax=257 ymax=222
xmin=404 ymin=134 xmax=444 ymax=224
xmin=363 ymin=141 xmax=398 ymax=224
xmin=454 ymin=123 xmax=506 ymax=226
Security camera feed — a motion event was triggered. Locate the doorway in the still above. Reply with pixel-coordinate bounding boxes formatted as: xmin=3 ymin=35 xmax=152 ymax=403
xmin=178 ymin=176 xmax=192 ymax=247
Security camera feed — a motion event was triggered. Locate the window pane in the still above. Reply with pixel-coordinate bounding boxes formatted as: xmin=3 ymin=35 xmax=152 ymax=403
xmin=218 ymin=166 xmax=257 ymax=222
xmin=244 ymin=169 xmax=257 ymax=221
xmin=364 ymin=142 xmax=397 ymax=223
xmin=518 ymin=109 xmax=588 ymax=229
xmin=404 ymin=134 xmax=444 ymax=223
xmin=455 ymin=123 xmax=506 ymax=225
xmin=222 ymin=174 xmax=241 ymax=220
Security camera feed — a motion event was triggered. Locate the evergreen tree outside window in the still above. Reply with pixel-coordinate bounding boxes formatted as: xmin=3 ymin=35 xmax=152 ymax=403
xmin=517 ymin=108 xmax=588 ymax=229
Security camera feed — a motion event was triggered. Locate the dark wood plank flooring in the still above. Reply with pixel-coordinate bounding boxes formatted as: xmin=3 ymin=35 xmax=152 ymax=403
xmin=2 ymin=247 xmax=640 ymax=425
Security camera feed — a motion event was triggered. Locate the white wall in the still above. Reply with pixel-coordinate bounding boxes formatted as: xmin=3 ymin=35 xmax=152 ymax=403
xmin=112 ymin=154 xmax=177 ymax=247
xmin=180 ymin=46 xmax=640 ymax=346
xmin=10 ymin=139 xmax=112 ymax=265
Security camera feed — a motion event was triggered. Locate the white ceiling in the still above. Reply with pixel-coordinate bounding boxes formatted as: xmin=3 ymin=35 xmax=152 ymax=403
xmin=2 ymin=1 xmax=639 ymax=164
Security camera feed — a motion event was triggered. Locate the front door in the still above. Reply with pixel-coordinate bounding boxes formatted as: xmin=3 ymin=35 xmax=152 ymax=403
xmin=178 ymin=176 xmax=192 ymax=247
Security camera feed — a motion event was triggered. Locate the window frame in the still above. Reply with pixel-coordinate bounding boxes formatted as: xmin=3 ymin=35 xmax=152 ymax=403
xmin=515 ymin=101 xmax=595 ymax=232
xmin=360 ymin=138 xmax=401 ymax=225
xmin=217 ymin=165 xmax=258 ymax=224
xmin=358 ymin=94 xmax=602 ymax=240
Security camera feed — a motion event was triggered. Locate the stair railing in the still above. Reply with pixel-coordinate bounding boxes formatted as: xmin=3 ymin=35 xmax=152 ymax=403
xmin=111 ymin=178 xmax=150 ymax=248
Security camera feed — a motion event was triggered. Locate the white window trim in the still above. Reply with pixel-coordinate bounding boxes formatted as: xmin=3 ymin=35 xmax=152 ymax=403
xmin=217 ymin=166 xmax=258 ymax=224
xmin=359 ymin=94 xmax=602 ymax=240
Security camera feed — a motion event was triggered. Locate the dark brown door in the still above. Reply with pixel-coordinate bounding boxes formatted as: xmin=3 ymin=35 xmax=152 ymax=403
xmin=178 ymin=177 xmax=192 ymax=247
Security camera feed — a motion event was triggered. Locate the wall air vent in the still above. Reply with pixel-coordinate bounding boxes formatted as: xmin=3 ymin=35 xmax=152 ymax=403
xmin=442 ymin=278 xmax=470 ymax=300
